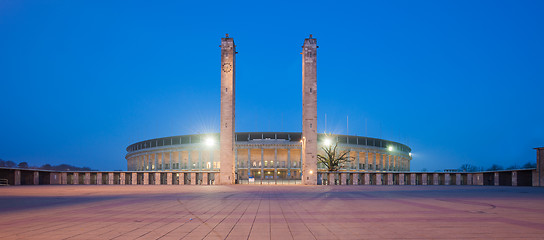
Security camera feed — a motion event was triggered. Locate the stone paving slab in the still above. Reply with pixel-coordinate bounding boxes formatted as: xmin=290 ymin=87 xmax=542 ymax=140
xmin=1 ymin=185 xmax=544 ymax=239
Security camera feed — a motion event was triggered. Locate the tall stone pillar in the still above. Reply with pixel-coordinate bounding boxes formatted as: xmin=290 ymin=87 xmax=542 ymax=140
xmin=302 ymin=35 xmax=318 ymax=185
xmin=220 ymin=34 xmax=236 ymax=185
xmin=535 ymin=147 xmax=544 ymax=187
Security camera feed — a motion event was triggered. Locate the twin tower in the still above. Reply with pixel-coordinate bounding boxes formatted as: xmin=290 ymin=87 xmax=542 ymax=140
xmin=219 ymin=34 xmax=318 ymax=185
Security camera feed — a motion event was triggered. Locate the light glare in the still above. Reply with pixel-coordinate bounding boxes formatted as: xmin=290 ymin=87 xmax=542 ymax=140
xmin=205 ymin=137 xmax=215 ymax=146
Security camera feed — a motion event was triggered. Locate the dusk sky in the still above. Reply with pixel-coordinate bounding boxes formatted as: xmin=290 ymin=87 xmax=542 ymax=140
xmin=1 ymin=0 xmax=543 ymax=171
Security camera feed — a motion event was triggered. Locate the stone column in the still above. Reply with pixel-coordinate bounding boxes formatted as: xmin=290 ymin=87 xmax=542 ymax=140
xmin=248 ymin=149 xmax=251 ymax=179
xmin=351 ymin=173 xmax=359 ymax=185
xmin=364 ymin=173 xmax=370 ymax=185
xmin=422 ymin=173 xmax=427 ymax=185
xmin=72 ymin=172 xmax=78 ymax=185
xmin=302 ymin=35 xmax=318 ymax=185
xmin=120 ymin=173 xmax=126 ymax=185
xmin=167 ymin=173 xmax=172 ymax=185
xmin=399 ymin=173 xmax=404 ymax=185
xmin=512 ymin=171 xmax=518 ymax=186
xmin=33 ymin=172 xmax=39 ymax=185
xmin=179 ymin=173 xmax=185 ymax=185
xmin=356 ymin=151 xmax=360 ymax=171
xmin=203 ymin=173 xmax=208 ymax=185
xmin=385 ymin=155 xmax=389 ymax=171
xmin=260 ymin=148 xmax=264 ymax=184
xmin=340 ymin=173 xmax=347 ymax=185
xmin=220 ymin=34 xmax=236 ymax=185
xmin=190 ymin=173 xmax=196 ymax=185
xmin=14 ymin=170 xmax=21 ymax=185
xmin=387 ymin=173 xmax=393 ymax=185
xmin=187 ymin=151 xmax=192 ymax=170
xmin=365 ymin=152 xmax=369 ymax=170
xmin=376 ymin=173 xmax=382 ymax=185
xmin=274 ymin=149 xmax=278 ymax=182
xmin=85 ymin=172 xmax=91 ymax=185
xmin=61 ymin=172 xmax=67 ymax=184
xmin=473 ymin=173 xmax=483 ymax=185
xmin=445 ymin=174 xmax=450 ymax=185
xmin=143 ymin=172 xmax=148 ymax=185
xmin=106 ymin=173 xmax=112 ymax=185
xmin=455 ymin=173 xmax=461 ymax=185
xmin=169 ymin=151 xmax=173 ymax=170
xmin=535 ymin=147 xmax=544 ymax=187
xmin=410 ymin=173 xmax=416 ymax=185
xmin=154 ymin=173 xmax=160 ymax=185
xmin=433 ymin=173 xmax=439 ymax=185
xmin=467 ymin=173 xmax=473 ymax=185
xmin=494 ymin=172 xmax=499 ymax=186
xmin=132 ymin=173 xmax=137 ymax=185
xmin=373 ymin=153 xmax=377 ymax=171
xmin=328 ymin=172 xmax=335 ymax=185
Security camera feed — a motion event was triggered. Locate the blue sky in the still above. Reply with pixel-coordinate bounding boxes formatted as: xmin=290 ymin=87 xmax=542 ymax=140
xmin=1 ymin=0 xmax=543 ymax=171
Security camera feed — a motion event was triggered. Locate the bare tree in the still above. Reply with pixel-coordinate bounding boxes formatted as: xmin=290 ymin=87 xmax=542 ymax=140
xmin=317 ymin=143 xmax=352 ymax=172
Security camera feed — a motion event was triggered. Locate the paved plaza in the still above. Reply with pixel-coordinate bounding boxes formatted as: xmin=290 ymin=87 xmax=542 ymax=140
xmin=1 ymin=185 xmax=544 ymax=239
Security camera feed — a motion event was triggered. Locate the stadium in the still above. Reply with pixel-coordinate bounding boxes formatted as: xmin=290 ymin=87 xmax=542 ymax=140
xmin=125 ymin=132 xmax=412 ymax=184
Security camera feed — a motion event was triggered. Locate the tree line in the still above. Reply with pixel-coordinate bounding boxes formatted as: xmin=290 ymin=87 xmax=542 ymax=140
xmin=0 ymin=159 xmax=95 ymax=171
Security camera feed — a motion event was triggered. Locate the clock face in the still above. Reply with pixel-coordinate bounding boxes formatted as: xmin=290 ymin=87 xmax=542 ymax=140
xmin=222 ymin=63 xmax=232 ymax=73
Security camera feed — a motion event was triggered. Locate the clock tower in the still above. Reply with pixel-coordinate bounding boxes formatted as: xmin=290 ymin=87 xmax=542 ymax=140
xmin=220 ymin=34 xmax=236 ymax=184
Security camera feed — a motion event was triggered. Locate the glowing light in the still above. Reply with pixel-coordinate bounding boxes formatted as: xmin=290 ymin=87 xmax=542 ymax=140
xmin=205 ymin=137 xmax=215 ymax=146
xmin=309 ymin=170 xmax=313 ymax=174
xmin=324 ymin=138 xmax=332 ymax=146
xmin=409 ymin=152 xmax=412 ymax=157
xmin=388 ymin=146 xmax=393 ymax=151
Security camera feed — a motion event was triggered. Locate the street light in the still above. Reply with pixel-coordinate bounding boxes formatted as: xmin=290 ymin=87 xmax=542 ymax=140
xmin=388 ymin=146 xmax=393 ymax=151
xmin=324 ymin=138 xmax=332 ymax=146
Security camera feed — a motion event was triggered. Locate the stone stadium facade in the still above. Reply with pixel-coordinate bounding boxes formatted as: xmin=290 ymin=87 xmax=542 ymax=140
xmin=124 ymin=132 xmax=412 ymax=184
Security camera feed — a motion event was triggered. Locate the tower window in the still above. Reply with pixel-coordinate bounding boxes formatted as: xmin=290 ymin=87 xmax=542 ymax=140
xmin=310 ymin=88 xmax=312 ymax=93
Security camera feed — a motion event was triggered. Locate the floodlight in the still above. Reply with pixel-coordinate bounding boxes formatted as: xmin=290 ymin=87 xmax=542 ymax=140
xmin=388 ymin=146 xmax=393 ymax=151
xmin=324 ymin=138 xmax=332 ymax=146
xmin=205 ymin=137 xmax=215 ymax=146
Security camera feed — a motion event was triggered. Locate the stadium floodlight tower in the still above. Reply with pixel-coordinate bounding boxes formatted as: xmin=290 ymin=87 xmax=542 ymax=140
xmin=220 ymin=34 xmax=236 ymax=184
xmin=302 ymin=35 xmax=318 ymax=185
